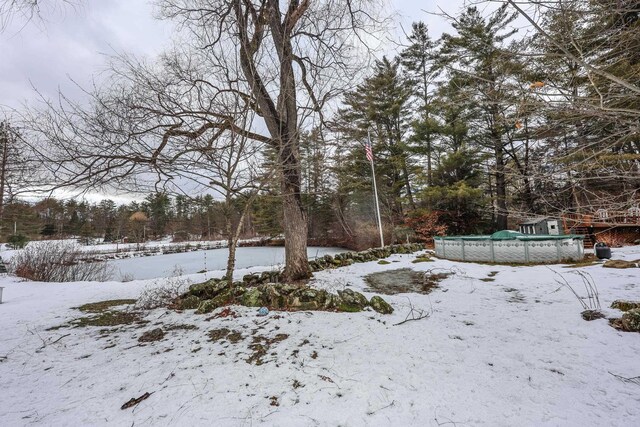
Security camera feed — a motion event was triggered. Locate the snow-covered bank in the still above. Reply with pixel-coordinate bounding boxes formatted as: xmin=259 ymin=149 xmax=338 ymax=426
xmin=0 ymin=237 xmax=264 ymax=261
xmin=1 ymin=247 xmax=639 ymax=426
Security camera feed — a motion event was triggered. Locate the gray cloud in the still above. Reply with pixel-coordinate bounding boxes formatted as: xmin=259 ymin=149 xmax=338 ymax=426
xmin=1 ymin=0 xmax=173 ymax=110
xmin=1 ymin=0 xmax=471 ymax=111
xmin=1 ymin=0 xmax=467 ymax=203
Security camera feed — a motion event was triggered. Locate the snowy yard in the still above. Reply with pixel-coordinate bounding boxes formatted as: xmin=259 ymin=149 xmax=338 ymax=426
xmin=1 ymin=247 xmax=639 ymax=426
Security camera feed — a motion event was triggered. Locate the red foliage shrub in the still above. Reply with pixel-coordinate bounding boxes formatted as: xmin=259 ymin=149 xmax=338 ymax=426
xmin=405 ymin=210 xmax=448 ymax=244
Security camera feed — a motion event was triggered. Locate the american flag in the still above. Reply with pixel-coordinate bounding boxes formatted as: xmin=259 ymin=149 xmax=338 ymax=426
xmin=365 ymin=137 xmax=373 ymax=163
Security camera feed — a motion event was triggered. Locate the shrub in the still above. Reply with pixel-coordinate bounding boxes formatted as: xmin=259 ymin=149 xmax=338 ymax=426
xmin=137 ymin=267 xmax=191 ymax=310
xmin=344 ymin=222 xmax=390 ymax=251
xmin=7 ymin=234 xmax=29 ymax=249
xmin=171 ymin=230 xmax=190 ymax=243
xmin=405 ymin=210 xmax=448 ymax=244
xmin=9 ymin=241 xmax=112 ymax=282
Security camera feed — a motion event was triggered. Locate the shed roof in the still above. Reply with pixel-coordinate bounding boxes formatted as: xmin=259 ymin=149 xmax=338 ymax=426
xmin=518 ymin=217 xmax=550 ymax=225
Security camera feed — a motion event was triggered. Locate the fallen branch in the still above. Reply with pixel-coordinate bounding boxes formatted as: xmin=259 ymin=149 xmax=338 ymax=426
xmin=394 ymin=298 xmax=432 ymax=326
xmin=609 ymin=372 xmax=640 ymax=386
xmin=367 ymin=400 xmax=396 ymax=415
xmin=37 ymin=333 xmax=71 ymax=353
xmin=121 ymin=392 xmax=153 ymax=410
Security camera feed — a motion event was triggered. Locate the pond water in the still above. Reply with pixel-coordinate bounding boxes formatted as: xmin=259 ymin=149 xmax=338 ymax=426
xmin=109 ymin=246 xmax=346 ymax=280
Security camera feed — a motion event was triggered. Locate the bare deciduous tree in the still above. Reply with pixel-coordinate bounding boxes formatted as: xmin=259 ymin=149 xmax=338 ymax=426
xmin=0 ymin=119 xmax=40 ymax=230
xmin=26 ymin=0 xmax=385 ymax=281
xmin=0 ymin=0 xmax=77 ymax=32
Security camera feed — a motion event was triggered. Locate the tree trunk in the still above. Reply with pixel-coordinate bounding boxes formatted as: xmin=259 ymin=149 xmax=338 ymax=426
xmin=522 ymin=177 xmax=535 ymax=213
xmin=0 ymin=127 xmax=8 ymax=225
xmin=280 ymin=146 xmax=311 ymax=281
xmin=235 ymin=0 xmax=311 ymax=281
xmin=224 ymin=197 xmax=236 ymax=287
xmin=494 ymin=146 xmax=508 ymax=230
xmin=402 ymin=158 xmax=416 ymax=210
xmin=487 ymin=161 xmax=495 ymax=225
xmin=426 ymin=137 xmax=433 ymax=187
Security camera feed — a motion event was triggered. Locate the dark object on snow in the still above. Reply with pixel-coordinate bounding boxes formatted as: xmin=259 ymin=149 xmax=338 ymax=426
xmin=138 ymin=328 xmax=164 ymax=343
xmin=581 ymin=310 xmax=605 ymax=321
xmin=603 ymin=259 xmax=639 ymax=269
xmin=594 ymin=242 xmax=612 ymax=260
xmin=121 ymin=392 xmax=152 ymax=410
xmin=610 ymin=309 xmax=640 ymax=333
xmin=0 ymin=257 xmax=7 ymax=274
xmin=611 ymin=300 xmax=640 ymax=312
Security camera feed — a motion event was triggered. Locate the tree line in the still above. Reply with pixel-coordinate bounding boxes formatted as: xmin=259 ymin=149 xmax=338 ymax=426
xmin=0 ymin=193 xmax=287 ymax=245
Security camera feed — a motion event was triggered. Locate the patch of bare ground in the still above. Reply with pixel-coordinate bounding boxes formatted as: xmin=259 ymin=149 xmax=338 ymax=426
xmin=364 ymin=268 xmax=453 ymax=295
xmin=247 ymin=333 xmax=289 ymax=365
xmin=208 ymin=328 xmax=244 ymax=344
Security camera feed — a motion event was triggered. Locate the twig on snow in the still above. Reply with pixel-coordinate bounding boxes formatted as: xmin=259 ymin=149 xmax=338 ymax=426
xmin=36 ymin=333 xmax=71 ymax=353
xmin=394 ymin=298 xmax=432 ymax=326
xmin=121 ymin=392 xmax=153 ymax=410
xmin=609 ymin=371 xmax=640 ymax=386
xmin=367 ymin=400 xmax=396 ymax=415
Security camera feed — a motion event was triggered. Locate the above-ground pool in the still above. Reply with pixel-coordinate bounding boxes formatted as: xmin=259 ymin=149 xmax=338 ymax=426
xmin=434 ymin=230 xmax=584 ymax=263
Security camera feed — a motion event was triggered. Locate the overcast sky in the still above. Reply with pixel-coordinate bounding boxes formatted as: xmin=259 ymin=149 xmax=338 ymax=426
xmin=0 ymin=0 xmax=481 ymax=203
xmin=0 ymin=0 xmax=474 ymax=112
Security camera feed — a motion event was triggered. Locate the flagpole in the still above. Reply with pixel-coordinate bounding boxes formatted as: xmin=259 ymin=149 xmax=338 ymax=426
xmin=368 ymin=130 xmax=385 ymax=248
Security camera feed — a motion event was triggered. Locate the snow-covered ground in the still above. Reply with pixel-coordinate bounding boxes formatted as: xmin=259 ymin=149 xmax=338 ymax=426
xmin=1 ymin=246 xmax=639 ymax=426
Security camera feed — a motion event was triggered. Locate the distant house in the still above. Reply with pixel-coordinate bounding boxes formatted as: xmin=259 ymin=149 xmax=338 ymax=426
xmin=562 ymin=205 xmax=640 ymax=247
xmin=518 ymin=217 xmax=562 ymax=236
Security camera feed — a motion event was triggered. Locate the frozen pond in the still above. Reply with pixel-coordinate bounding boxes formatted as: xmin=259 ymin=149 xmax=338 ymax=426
xmin=109 ymin=246 xmax=346 ymax=280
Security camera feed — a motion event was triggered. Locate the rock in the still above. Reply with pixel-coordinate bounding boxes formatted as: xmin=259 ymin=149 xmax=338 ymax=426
xmin=138 ymin=328 xmax=164 ymax=343
xmin=242 ymin=287 xmax=263 ymax=307
xmin=337 ymin=289 xmax=369 ymax=312
xmin=603 ymin=259 xmax=639 ymax=269
xmin=188 ymin=279 xmax=230 ymax=299
xmin=370 ymin=296 xmax=393 ymax=314
xmin=309 ymin=261 xmax=321 ymax=272
xmin=176 ymin=295 xmax=201 ymax=310
xmin=581 ymin=309 xmax=604 ymax=321
xmin=611 ymin=300 xmax=640 ymax=312
xmin=196 ymin=299 xmax=219 ymax=314
xmin=378 ymin=260 xmax=391 ymax=265
xmin=259 ymin=271 xmax=281 ymax=284
xmin=242 ymin=273 xmax=261 ymax=285
xmin=287 ymin=288 xmax=331 ymax=311
xmin=196 ymin=289 xmax=234 ymax=314
xmin=258 ymin=284 xmax=288 ymax=310
xmin=322 ymin=293 xmax=342 ymax=310
xmin=620 ymin=309 xmax=640 ymax=332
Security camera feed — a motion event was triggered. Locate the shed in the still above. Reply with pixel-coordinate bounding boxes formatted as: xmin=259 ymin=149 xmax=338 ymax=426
xmin=518 ymin=217 xmax=562 ymax=236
